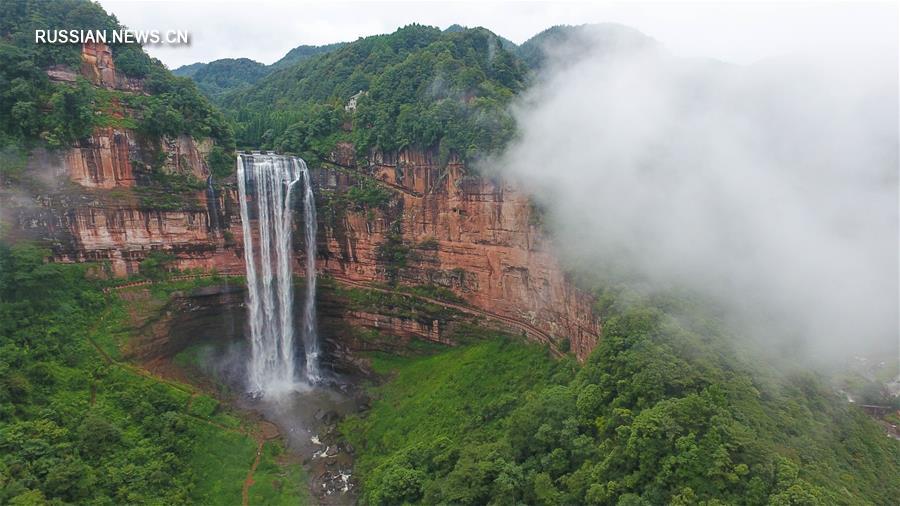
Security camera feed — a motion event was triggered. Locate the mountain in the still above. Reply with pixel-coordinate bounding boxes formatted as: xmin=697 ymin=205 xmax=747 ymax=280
xmin=169 ymin=61 xmax=205 ymax=78
xmin=515 ymin=23 xmax=658 ymax=69
xmin=270 ymin=41 xmax=347 ymax=69
xmin=1 ymin=3 xmax=898 ymax=505
xmin=171 ymin=42 xmax=346 ymax=100
xmin=219 ymin=24 xmax=526 ymax=159
xmin=180 ymin=23 xmax=657 ymax=160
xmin=444 ymin=23 xmax=517 ymax=50
xmin=172 ymin=57 xmax=268 ymax=99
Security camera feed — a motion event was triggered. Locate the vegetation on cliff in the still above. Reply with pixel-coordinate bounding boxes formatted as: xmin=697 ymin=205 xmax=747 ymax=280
xmin=174 ymin=23 xmax=656 ymax=167
xmin=0 ymin=0 xmax=233 ymax=154
xmin=342 ymin=291 xmax=900 ymax=505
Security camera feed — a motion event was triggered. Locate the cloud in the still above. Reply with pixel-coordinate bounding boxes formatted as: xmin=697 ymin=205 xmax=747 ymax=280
xmin=485 ymin=25 xmax=899 ymax=365
xmin=100 ymin=1 xmax=897 ymax=69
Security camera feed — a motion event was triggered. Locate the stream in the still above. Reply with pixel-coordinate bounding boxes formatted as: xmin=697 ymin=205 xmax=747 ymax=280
xmin=182 ymin=339 xmax=367 ymax=504
xmin=238 ymin=377 xmax=365 ymax=503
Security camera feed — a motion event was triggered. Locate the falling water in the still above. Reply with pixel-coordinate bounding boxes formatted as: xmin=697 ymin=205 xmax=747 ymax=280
xmin=298 ymin=159 xmax=321 ymax=382
xmin=237 ymin=153 xmax=320 ymax=394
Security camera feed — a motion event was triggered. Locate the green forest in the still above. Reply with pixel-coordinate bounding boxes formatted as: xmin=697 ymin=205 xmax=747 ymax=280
xmin=341 ymin=294 xmax=900 ymax=505
xmin=0 ymin=0 xmax=232 ymax=152
xmin=0 ymin=0 xmax=897 ymax=504
xmin=0 ymin=244 xmax=308 ymax=505
xmin=219 ymin=24 xmax=526 ymax=163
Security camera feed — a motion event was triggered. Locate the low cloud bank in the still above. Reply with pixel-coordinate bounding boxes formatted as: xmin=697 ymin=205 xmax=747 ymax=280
xmin=485 ymin=25 xmax=898 ymax=365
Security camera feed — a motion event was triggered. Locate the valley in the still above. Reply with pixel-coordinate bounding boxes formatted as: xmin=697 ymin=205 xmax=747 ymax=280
xmin=0 ymin=1 xmax=897 ymax=505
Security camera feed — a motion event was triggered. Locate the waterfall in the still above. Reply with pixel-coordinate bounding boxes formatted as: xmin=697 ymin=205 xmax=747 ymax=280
xmin=298 ymin=160 xmax=321 ymax=382
xmin=236 ymin=153 xmax=320 ymax=394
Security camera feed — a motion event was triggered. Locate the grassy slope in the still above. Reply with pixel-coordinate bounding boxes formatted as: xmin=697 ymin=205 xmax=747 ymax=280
xmin=0 ymin=255 xmax=307 ymax=504
xmin=340 ymin=338 xmax=570 ymax=490
xmin=105 ymin=278 xmax=309 ymax=506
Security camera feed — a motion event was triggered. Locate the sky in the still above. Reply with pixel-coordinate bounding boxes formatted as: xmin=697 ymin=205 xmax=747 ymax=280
xmin=97 ymin=0 xmax=898 ymax=69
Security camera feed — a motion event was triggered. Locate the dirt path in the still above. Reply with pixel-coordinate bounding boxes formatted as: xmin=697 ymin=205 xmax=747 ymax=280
xmin=242 ymin=441 xmax=263 ymax=506
xmin=241 ymin=421 xmax=281 ymax=506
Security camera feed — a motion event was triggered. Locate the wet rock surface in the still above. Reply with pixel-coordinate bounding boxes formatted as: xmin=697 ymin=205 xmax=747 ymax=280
xmin=239 ymin=376 xmax=364 ymax=504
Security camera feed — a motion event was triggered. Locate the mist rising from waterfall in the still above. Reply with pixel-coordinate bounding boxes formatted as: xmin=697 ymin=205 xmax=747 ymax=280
xmin=236 ymin=153 xmax=320 ymax=394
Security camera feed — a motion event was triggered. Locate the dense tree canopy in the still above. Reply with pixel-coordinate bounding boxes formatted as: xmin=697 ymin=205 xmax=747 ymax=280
xmin=0 ymin=243 xmax=308 ymax=504
xmin=219 ymin=24 xmax=526 ymax=162
xmin=0 ymin=244 xmax=197 ymax=503
xmin=343 ymin=290 xmax=900 ymax=505
xmin=171 ymin=58 xmax=269 ymax=99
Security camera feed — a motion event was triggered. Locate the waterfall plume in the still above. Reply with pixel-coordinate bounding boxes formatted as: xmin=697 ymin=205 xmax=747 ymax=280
xmin=236 ymin=153 xmax=320 ymax=395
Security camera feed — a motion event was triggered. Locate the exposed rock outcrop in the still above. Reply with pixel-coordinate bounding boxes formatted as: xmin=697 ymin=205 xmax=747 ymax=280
xmin=313 ymin=147 xmax=600 ymax=360
xmin=3 ymin=42 xmax=242 ymax=276
xmin=66 ymin=127 xmax=137 ymax=188
xmin=6 ymin=42 xmax=600 ymax=359
xmin=79 ymin=41 xmax=144 ymax=92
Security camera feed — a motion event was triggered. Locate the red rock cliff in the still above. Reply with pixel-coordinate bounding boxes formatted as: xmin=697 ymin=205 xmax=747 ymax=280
xmin=313 ymin=147 xmax=600 ymax=360
xmin=4 ymin=42 xmax=243 ymax=277
xmin=5 ymin=43 xmax=600 ymax=359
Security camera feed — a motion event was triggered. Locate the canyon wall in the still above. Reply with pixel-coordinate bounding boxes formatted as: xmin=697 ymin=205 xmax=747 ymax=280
xmin=2 ymin=44 xmax=600 ymax=359
xmin=2 ymin=42 xmax=244 ymax=277
xmin=312 ymin=146 xmax=600 ymax=360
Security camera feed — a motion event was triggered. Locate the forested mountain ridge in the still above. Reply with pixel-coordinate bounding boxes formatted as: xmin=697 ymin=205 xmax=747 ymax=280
xmin=179 ymin=23 xmax=658 ymax=165
xmin=214 ymin=23 xmax=526 ymax=162
xmin=270 ymin=41 xmax=348 ymax=69
xmin=171 ymin=57 xmax=269 ymax=99
xmin=515 ymin=23 xmax=657 ymax=69
xmin=170 ymin=42 xmax=346 ymax=99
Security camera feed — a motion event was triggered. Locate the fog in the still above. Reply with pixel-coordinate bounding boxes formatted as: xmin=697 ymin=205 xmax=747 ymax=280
xmin=485 ymin=25 xmax=899 ymax=366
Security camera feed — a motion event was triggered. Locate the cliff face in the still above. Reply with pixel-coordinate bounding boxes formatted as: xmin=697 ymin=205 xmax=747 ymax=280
xmin=3 ymin=42 xmax=244 ymax=276
xmin=65 ymin=127 xmax=136 ymax=188
xmin=7 ymin=145 xmax=599 ymax=357
xmin=314 ymin=147 xmax=600 ymax=359
xmin=3 ymin=44 xmax=599 ymax=359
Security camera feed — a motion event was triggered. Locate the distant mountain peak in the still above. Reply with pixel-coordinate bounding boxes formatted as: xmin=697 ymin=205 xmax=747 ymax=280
xmin=515 ymin=23 xmax=657 ymax=69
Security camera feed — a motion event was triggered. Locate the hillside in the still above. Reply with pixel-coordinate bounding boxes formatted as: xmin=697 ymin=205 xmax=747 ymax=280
xmin=171 ymin=42 xmax=346 ymax=99
xmin=342 ymin=289 xmax=900 ymax=505
xmin=182 ymin=23 xmax=655 ymax=163
xmin=171 ymin=58 xmax=269 ymax=99
xmin=514 ymin=23 xmax=657 ymax=69
xmin=270 ymin=41 xmax=348 ymax=69
xmin=217 ymin=24 xmax=525 ymax=161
